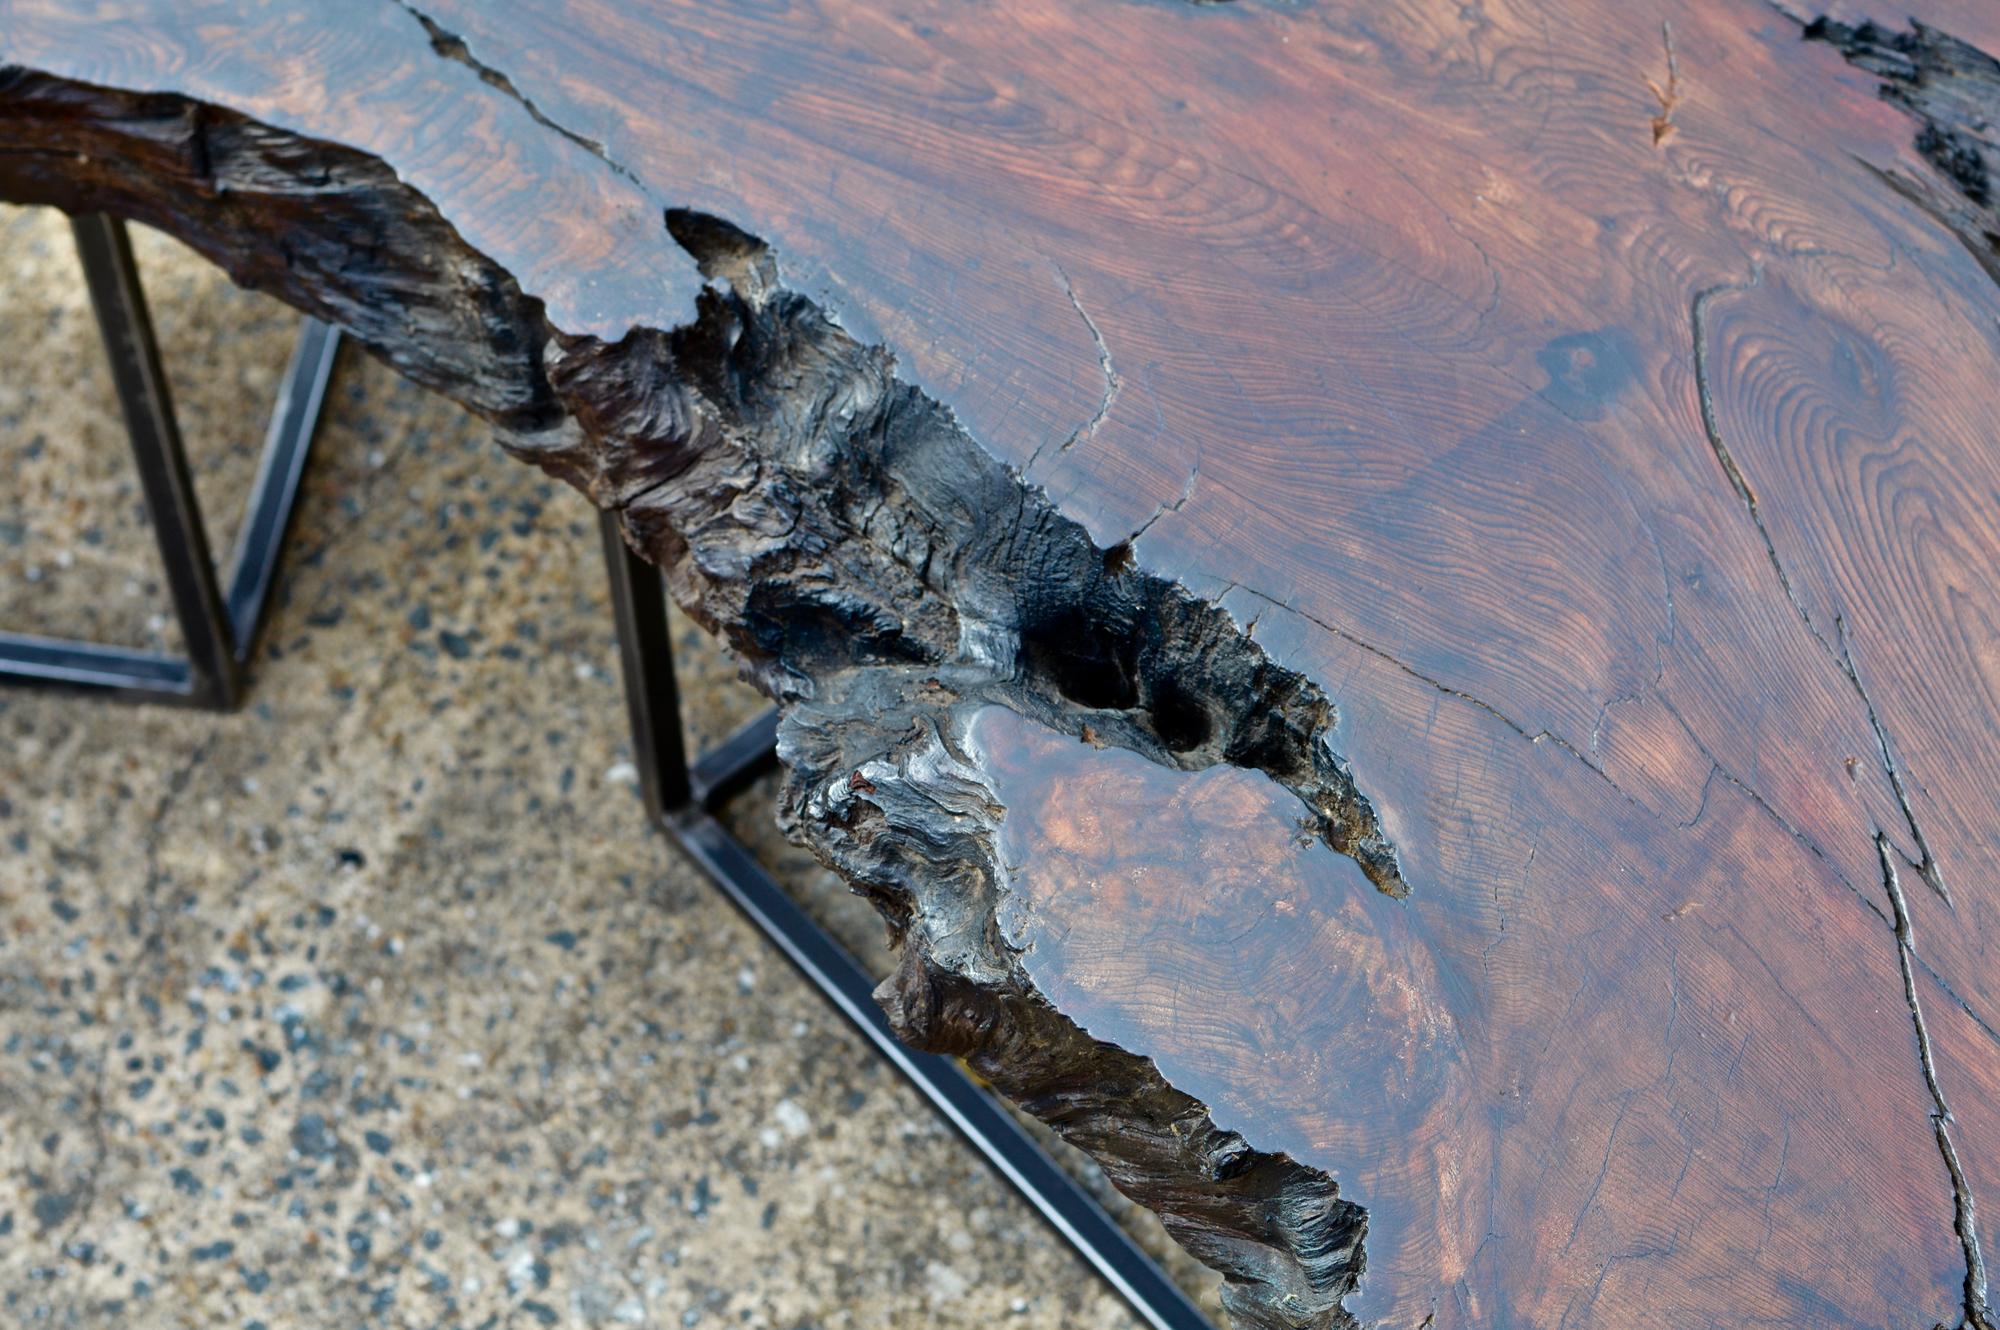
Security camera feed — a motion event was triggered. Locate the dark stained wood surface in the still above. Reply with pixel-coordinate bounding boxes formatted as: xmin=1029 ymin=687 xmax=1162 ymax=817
xmin=5 ymin=2 xmax=2000 ymax=1326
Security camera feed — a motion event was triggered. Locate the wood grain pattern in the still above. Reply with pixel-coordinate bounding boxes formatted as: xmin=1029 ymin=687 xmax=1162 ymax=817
xmin=5 ymin=1 xmax=2000 ymax=1326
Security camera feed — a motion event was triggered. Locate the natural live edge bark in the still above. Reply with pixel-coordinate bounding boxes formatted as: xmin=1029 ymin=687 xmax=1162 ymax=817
xmin=0 ymin=65 xmax=1403 ymax=1328
xmin=1795 ymin=12 xmax=2000 ymax=289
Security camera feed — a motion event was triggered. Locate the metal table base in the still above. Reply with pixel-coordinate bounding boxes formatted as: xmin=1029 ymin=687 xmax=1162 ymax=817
xmin=0 ymin=214 xmax=339 ymax=708
xmin=597 ymin=514 xmax=1214 ymax=1330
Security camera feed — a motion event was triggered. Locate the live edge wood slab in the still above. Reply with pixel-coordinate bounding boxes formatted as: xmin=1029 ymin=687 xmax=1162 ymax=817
xmin=5 ymin=1 xmax=2000 ymax=1325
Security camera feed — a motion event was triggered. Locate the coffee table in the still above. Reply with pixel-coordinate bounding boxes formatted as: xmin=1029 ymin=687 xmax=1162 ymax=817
xmin=6 ymin=4 xmax=1998 ymax=1326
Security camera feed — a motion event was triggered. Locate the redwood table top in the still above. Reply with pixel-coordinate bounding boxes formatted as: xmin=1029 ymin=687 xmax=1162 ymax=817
xmin=5 ymin=3 xmax=1998 ymax=1326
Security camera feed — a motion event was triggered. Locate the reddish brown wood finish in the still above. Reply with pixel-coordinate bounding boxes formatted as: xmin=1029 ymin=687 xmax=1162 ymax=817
xmin=5 ymin=2 xmax=1999 ymax=1326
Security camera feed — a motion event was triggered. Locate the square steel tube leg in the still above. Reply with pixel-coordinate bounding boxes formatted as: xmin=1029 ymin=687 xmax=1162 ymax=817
xmin=598 ymin=510 xmax=693 ymax=816
xmin=70 ymin=212 xmax=238 ymax=705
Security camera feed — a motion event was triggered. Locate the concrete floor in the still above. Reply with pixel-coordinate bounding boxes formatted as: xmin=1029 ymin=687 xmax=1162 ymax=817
xmin=0 ymin=206 xmax=1220 ymax=1329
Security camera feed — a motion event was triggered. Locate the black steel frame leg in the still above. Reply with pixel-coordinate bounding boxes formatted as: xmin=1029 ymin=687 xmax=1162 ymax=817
xmin=0 ymin=213 xmax=340 ymax=706
xmin=599 ymin=512 xmax=692 ymax=816
xmin=597 ymin=510 xmax=1215 ymax=1330
xmin=74 ymin=212 xmax=236 ymax=701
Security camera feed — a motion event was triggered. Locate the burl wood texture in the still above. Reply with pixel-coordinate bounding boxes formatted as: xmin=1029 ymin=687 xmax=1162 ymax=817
xmin=6 ymin=1 xmax=2000 ymax=1326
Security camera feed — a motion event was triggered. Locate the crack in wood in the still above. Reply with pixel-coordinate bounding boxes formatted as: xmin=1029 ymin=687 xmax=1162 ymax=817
xmin=392 ymin=0 xmax=643 ymax=189
xmin=1693 ymin=276 xmax=1954 ymax=903
xmin=1126 ymin=459 xmax=1201 ymax=548
xmin=1879 ymin=836 xmax=1994 ymax=1330
xmin=1695 ymin=283 xmax=1957 ymax=895
xmin=1026 ymin=261 xmax=1124 ymax=473
xmin=1647 ymin=20 xmax=1683 ymax=146
xmin=1055 ymin=263 xmax=1122 ymax=455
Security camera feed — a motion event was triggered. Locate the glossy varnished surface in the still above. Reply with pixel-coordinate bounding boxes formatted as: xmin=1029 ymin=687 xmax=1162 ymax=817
xmin=975 ymin=702 xmax=1965 ymax=1324
xmin=6 ymin=1 xmax=2000 ymax=1325
xmin=977 ymin=709 xmax=1449 ymax=1323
